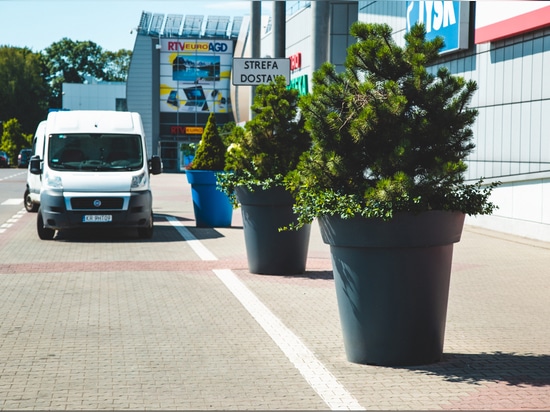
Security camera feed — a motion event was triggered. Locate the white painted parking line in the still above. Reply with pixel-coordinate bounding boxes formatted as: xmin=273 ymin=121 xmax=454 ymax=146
xmin=0 ymin=171 xmax=25 ymax=182
xmin=166 ymin=215 xmax=365 ymax=411
xmin=214 ymin=269 xmax=365 ymax=411
xmin=0 ymin=208 xmax=26 ymax=234
xmin=2 ymin=198 xmax=23 ymax=205
xmin=166 ymin=216 xmax=217 ymax=261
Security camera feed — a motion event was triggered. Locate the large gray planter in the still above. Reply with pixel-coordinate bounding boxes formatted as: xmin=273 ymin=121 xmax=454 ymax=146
xmin=236 ymin=186 xmax=311 ymax=275
xmin=318 ymin=211 xmax=465 ymax=366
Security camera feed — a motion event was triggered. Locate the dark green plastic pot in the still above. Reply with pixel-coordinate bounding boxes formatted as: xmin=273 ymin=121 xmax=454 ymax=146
xmin=235 ymin=186 xmax=311 ymax=275
xmin=318 ymin=211 xmax=465 ymax=366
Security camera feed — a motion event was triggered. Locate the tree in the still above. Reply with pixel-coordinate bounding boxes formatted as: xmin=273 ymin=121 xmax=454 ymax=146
xmin=226 ymin=76 xmax=309 ymax=180
xmin=289 ymin=22 xmax=497 ymax=228
xmin=0 ymin=46 xmax=50 ymax=134
xmin=191 ymin=113 xmax=227 ymax=170
xmin=43 ymin=38 xmax=132 ymax=107
xmin=99 ymin=49 xmax=132 ymax=82
xmin=0 ymin=118 xmax=32 ymax=161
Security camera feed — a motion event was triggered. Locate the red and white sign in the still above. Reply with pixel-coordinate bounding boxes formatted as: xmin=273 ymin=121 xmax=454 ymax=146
xmin=475 ymin=1 xmax=550 ymax=44
xmin=289 ymin=52 xmax=302 ymax=71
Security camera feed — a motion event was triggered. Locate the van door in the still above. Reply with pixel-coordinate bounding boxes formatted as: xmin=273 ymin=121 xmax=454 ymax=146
xmin=25 ymin=121 xmax=45 ymax=212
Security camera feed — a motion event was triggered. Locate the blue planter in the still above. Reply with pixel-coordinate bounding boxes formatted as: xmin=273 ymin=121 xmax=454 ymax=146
xmin=183 ymin=155 xmax=194 ymax=168
xmin=186 ymin=170 xmax=233 ymax=227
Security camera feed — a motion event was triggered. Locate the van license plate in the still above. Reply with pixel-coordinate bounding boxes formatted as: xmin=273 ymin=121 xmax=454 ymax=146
xmin=83 ymin=215 xmax=112 ymax=223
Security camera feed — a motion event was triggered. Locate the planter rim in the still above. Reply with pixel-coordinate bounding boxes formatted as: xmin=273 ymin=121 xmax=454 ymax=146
xmin=186 ymin=169 xmax=225 ymax=185
xmin=235 ymin=185 xmax=294 ymax=206
xmin=318 ymin=210 xmax=465 ymax=248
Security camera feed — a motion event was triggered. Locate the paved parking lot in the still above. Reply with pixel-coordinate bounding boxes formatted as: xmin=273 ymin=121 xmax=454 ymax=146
xmin=0 ymin=172 xmax=549 ymax=410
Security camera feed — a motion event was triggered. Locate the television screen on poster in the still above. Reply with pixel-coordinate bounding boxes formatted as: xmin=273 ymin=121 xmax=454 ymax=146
xmin=172 ymin=55 xmax=221 ymax=82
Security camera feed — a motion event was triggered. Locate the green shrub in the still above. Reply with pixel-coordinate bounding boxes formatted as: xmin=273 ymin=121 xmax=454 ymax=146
xmin=190 ymin=112 xmax=226 ymax=170
xmin=286 ymin=22 xmax=498 ymax=229
xmin=219 ymin=76 xmax=310 ymax=203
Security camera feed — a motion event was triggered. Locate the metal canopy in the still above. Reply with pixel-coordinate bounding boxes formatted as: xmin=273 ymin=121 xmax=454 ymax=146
xmin=204 ymin=16 xmax=230 ymax=37
xmin=230 ymin=16 xmax=243 ymax=38
xmin=137 ymin=11 xmax=152 ymax=34
xmin=136 ymin=11 xmax=243 ymax=39
xmin=182 ymin=15 xmax=204 ymax=37
xmin=149 ymin=13 xmax=165 ymax=35
xmin=164 ymin=14 xmax=183 ymax=37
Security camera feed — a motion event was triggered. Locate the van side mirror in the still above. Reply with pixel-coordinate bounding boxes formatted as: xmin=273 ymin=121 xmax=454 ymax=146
xmin=149 ymin=156 xmax=162 ymax=175
xmin=29 ymin=155 xmax=42 ymax=175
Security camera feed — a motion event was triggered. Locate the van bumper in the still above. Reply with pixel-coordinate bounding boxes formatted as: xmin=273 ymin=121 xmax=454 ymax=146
xmin=39 ymin=190 xmax=153 ymax=230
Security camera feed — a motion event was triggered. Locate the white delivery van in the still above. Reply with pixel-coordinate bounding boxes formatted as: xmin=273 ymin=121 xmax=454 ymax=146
xmin=28 ymin=110 xmax=162 ymax=240
xmin=24 ymin=120 xmax=46 ymax=212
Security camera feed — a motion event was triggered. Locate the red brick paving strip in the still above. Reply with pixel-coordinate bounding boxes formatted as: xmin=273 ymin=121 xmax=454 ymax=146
xmin=0 ymin=257 xmax=331 ymax=274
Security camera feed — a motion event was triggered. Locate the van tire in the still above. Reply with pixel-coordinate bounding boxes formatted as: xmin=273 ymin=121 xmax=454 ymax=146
xmin=37 ymin=208 xmax=55 ymax=240
xmin=24 ymin=188 xmax=39 ymax=212
xmin=138 ymin=212 xmax=154 ymax=239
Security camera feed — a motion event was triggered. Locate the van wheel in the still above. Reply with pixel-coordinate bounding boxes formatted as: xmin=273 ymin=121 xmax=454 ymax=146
xmin=37 ymin=208 xmax=55 ymax=240
xmin=24 ymin=188 xmax=38 ymax=212
xmin=138 ymin=212 xmax=154 ymax=239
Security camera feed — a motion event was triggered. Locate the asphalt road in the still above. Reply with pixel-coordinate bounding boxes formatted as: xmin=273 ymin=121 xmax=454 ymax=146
xmin=0 ymin=168 xmax=27 ymax=235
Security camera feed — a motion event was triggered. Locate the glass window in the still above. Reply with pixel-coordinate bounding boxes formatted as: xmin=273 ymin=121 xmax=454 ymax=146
xmin=48 ymin=133 xmax=143 ymax=171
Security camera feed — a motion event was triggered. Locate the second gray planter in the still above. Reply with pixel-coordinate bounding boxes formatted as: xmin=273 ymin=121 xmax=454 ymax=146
xmin=235 ymin=186 xmax=311 ymax=275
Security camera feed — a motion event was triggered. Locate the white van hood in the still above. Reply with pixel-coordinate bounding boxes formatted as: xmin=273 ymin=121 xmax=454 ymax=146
xmin=61 ymin=172 xmax=136 ymax=192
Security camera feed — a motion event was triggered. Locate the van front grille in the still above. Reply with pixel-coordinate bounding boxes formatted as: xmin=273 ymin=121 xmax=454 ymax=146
xmin=70 ymin=197 xmax=124 ymax=210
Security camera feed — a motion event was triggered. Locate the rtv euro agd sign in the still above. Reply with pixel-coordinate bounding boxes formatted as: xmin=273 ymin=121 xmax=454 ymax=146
xmin=406 ymin=1 xmax=470 ymax=54
xmin=232 ymin=58 xmax=291 ymax=86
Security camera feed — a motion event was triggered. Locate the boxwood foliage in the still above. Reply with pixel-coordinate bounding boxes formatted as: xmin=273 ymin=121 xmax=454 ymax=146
xmin=219 ymin=76 xmax=310 ymax=205
xmin=190 ymin=112 xmax=226 ymax=170
xmin=285 ymin=22 xmax=498 ymax=229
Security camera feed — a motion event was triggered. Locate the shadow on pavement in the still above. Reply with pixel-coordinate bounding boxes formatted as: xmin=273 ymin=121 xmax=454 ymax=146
xmin=405 ymin=351 xmax=550 ymax=387
xmin=50 ymin=214 xmax=241 ymax=243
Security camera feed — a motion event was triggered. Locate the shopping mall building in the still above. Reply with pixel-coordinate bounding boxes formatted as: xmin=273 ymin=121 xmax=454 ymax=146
xmin=63 ymin=1 xmax=550 ymax=242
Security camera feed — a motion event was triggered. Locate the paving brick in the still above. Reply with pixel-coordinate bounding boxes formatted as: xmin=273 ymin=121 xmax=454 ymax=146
xmin=0 ymin=173 xmax=549 ymax=410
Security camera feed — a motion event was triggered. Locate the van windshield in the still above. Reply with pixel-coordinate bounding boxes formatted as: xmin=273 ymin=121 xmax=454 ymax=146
xmin=48 ymin=133 xmax=143 ymax=171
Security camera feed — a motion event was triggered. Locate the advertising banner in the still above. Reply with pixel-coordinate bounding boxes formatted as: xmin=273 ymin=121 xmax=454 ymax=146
xmin=406 ymin=1 xmax=470 ymax=54
xmin=160 ymin=38 xmax=234 ymax=114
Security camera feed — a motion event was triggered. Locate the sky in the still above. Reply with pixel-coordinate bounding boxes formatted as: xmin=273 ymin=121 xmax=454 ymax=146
xmin=0 ymin=0 xmax=265 ymax=52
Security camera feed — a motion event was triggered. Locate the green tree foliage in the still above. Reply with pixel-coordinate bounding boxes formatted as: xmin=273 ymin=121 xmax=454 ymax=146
xmin=225 ymin=76 xmax=310 ymax=181
xmin=0 ymin=118 xmax=32 ymax=161
xmin=289 ymin=22 xmax=497 ymax=227
xmin=99 ymin=49 xmax=132 ymax=82
xmin=191 ymin=113 xmax=227 ymax=170
xmin=0 ymin=46 xmax=50 ymax=134
xmin=43 ymin=38 xmax=132 ymax=107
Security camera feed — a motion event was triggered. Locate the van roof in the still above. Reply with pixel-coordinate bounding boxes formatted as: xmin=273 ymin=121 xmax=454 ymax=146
xmin=46 ymin=111 xmax=142 ymax=135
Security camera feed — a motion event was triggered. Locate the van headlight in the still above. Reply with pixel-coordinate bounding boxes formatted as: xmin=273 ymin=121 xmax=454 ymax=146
xmin=44 ymin=171 xmax=63 ymax=190
xmin=131 ymin=171 xmax=147 ymax=190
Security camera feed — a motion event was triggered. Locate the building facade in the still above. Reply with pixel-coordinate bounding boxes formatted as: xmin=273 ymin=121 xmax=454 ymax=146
xmin=124 ymin=1 xmax=550 ymax=242
xmin=63 ymin=82 xmax=127 ymax=111
xmin=355 ymin=1 xmax=550 ymax=241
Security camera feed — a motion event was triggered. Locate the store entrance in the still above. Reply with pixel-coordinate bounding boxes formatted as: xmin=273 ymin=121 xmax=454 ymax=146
xmin=158 ymin=141 xmax=178 ymax=173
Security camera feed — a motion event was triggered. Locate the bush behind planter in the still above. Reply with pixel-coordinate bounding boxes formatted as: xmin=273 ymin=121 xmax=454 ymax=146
xmin=218 ymin=77 xmax=312 ymax=274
